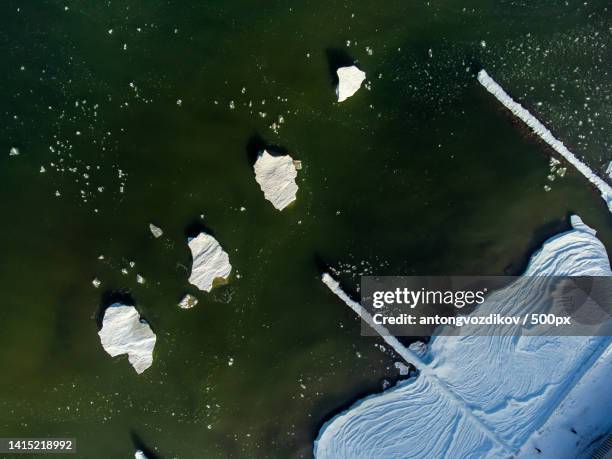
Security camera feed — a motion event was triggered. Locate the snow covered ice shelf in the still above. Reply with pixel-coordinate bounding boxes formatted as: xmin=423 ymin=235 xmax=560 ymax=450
xmin=315 ymin=216 xmax=612 ymax=459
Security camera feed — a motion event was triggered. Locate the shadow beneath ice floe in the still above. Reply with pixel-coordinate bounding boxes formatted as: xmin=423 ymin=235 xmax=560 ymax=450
xmin=309 ymin=370 xmax=416 ymax=445
xmin=313 ymin=253 xmax=333 ymax=277
xmin=131 ymin=432 xmax=162 ymax=459
xmin=245 ymin=133 xmax=289 ymax=167
xmin=183 ymin=218 xmax=216 ymax=240
xmin=325 ymin=48 xmax=355 ymax=89
xmin=503 ymin=214 xmax=572 ymax=275
xmin=95 ymin=290 xmax=136 ymax=330
xmin=464 ymin=57 xmax=483 ymax=77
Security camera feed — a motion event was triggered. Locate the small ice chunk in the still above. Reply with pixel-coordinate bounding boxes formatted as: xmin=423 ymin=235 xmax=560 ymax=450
xmin=40 ymin=166 xmax=46 ymax=173
xmin=149 ymin=223 xmax=163 ymax=238
xmin=9 ymin=147 xmax=19 ymax=156
xmin=134 ymin=450 xmax=148 ymax=459
xmin=408 ymin=340 xmax=427 ymax=357
xmin=394 ymin=361 xmax=410 ymax=376
xmin=178 ymin=294 xmax=198 ymax=309
xmin=254 ymin=150 xmax=298 ymax=211
xmin=92 ymin=278 xmax=101 ymax=288
xmin=188 ymin=233 xmax=232 ymax=292
xmin=136 ymin=274 xmax=145 ymax=284
xmin=336 ymin=65 xmax=366 ymax=102
xmin=98 ymin=304 xmax=156 ymax=374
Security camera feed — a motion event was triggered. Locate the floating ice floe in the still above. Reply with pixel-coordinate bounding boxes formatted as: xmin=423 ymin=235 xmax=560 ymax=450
xmin=149 ymin=223 xmax=163 ymax=238
xmin=253 ymin=150 xmax=298 ymax=211
xmin=92 ymin=277 xmax=101 ymax=288
xmin=478 ymin=69 xmax=612 ymax=213
xmin=336 ymin=65 xmax=366 ymax=102
xmin=188 ymin=233 xmax=232 ymax=292
xmin=98 ymin=304 xmax=156 ymax=374
xmin=394 ymin=361 xmax=410 ymax=376
xmin=315 ymin=215 xmax=612 ymax=459
xmin=9 ymin=147 xmax=19 ymax=156
xmin=134 ymin=451 xmax=148 ymax=459
xmin=178 ymin=294 xmax=198 ymax=309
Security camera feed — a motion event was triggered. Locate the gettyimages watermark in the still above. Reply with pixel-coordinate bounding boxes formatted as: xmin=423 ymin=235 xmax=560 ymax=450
xmin=360 ymin=276 xmax=612 ymax=336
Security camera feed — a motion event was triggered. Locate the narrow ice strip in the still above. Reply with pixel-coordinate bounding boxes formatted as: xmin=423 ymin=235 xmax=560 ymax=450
xmin=315 ymin=216 xmax=612 ymax=459
xmin=478 ymin=70 xmax=612 ymax=213
xmin=322 ymin=274 xmax=425 ymax=371
xmin=98 ymin=304 xmax=156 ymax=374
xmin=253 ymin=150 xmax=299 ymax=211
xmin=188 ymin=232 xmax=232 ymax=292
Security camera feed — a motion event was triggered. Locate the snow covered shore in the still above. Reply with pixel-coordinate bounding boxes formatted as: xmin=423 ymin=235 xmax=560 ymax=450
xmin=315 ymin=216 xmax=612 ymax=458
xmin=98 ymin=304 xmax=156 ymax=374
xmin=478 ymin=70 xmax=612 ymax=213
xmin=253 ymin=150 xmax=299 ymax=211
xmin=188 ymin=232 xmax=232 ymax=292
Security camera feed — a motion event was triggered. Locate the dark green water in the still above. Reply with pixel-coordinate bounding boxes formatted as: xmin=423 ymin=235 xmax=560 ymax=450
xmin=0 ymin=1 xmax=611 ymax=458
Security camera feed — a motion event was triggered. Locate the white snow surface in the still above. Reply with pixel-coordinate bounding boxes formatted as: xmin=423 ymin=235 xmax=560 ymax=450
xmin=336 ymin=66 xmax=366 ymax=102
xmin=188 ymin=232 xmax=232 ymax=292
xmin=315 ymin=216 xmax=612 ymax=459
xmin=253 ymin=150 xmax=298 ymax=211
xmin=478 ymin=70 xmax=612 ymax=213
xmin=606 ymin=161 xmax=612 ymax=179
xmin=98 ymin=304 xmax=156 ymax=374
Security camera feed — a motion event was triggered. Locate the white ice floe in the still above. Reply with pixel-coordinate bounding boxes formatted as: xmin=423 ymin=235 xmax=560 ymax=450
xmin=188 ymin=233 xmax=232 ymax=292
xmin=336 ymin=65 xmax=366 ymax=102
xmin=9 ymin=147 xmax=19 ymax=156
xmin=315 ymin=216 xmax=612 ymax=459
xmin=178 ymin=293 xmax=198 ymax=309
xmin=394 ymin=361 xmax=410 ymax=376
xmin=149 ymin=223 xmax=163 ymax=238
xmin=478 ymin=70 xmax=612 ymax=213
xmin=134 ymin=451 xmax=148 ymax=459
xmin=253 ymin=150 xmax=298 ymax=211
xmin=606 ymin=161 xmax=612 ymax=179
xmin=98 ymin=304 xmax=156 ymax=374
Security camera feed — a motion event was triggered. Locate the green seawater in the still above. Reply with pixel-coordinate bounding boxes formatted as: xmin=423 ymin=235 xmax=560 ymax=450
xmin=0 ymin=1 xmax=611 ymax=458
